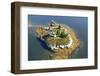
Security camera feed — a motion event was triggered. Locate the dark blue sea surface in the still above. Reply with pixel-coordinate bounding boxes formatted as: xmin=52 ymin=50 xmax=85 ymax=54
xmin=28 ymin=15 xmax=88 ymax=61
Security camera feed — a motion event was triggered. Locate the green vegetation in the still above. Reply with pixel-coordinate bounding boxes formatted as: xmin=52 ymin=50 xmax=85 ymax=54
xmin=46 ymin=36 xmax=69 ymax=45
xmin=60 ymin=31 xmax=67 ymax=38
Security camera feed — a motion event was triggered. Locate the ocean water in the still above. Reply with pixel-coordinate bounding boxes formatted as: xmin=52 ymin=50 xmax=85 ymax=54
xmin=28 ymin=15 xmax=88 ymax=61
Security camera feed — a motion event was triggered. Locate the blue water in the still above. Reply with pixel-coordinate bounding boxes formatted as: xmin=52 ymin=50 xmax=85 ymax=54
xmin=28 ymin=15 xmax=88 ymax=61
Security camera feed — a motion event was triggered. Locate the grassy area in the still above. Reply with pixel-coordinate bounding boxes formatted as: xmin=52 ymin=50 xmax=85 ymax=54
xmin=46 ymin=36 xmax=69 ymax=45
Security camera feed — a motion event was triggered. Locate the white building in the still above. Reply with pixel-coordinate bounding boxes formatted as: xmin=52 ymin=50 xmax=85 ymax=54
xmin=59 ymin=45 xmax=65 ymax=48
xmin=44 ymin=27 xmax=49 ymax=30
xmin=49 ymin=44 xmax=58 ymax=50
xmin=65 ymin=35 xmax=73 ymax=48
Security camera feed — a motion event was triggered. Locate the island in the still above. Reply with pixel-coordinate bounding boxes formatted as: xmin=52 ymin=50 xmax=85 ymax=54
xmin=35 ymin=20 xmax=80 ymax=60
